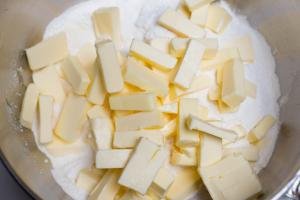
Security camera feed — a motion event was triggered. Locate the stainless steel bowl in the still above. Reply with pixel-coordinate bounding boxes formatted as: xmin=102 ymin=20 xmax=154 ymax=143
xmin=1 ymin=0 xmax=300 ymax=199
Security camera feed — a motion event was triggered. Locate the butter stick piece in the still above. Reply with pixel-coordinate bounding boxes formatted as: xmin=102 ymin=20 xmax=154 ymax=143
xmin=39 ymin=95 xmax=54 ymax=144
xmin=190 ymin=4 xmax=209 ymax=27
xmin=55 ymin=94 xmax=90 ymax=143
xmin=225 ymin=35 xmax=254 ymax=63
xmin=97 ymin=40 xmax=124 ymax=93
xmin=109 ymin=92 xmax=156 ymax=111
xmin=247 ymin=115 xmax=276 ymax=143
xmin=91 ymin=117 xmax=113 ymax=149
xmin=20 ymin=83 xmax=39 ymax=129
xmin=206 ymin=5 xmax=232 ymax=33
xmin=160 ymin=119 xmax=177 ymax=137
xmin=223 ymin=146 xmax=259 ymax=162
xmin=77 ymin=43 xmax=97 ymax=79
xmin=87 ymin=67 xmax=107 ymax=105
xmin=115 ymin=110 xmax=164 ymax=131
xmin=171 ymin=147 xmax=197 ymax=166
xmin=76 ymin=168 xmax=104 ymax=193
xmin=173 ymin=39 xmax=205 ymax=88
xmin=184 ymin=0 xmax=213 ymax=11
xmin=149 ymin=168 xmax=175 ymax=198
xmin=149 ymin=38 xmax=171 ymax=53
xmin=158 ymin=9 xmax=205 ymax=38
xmin=118 ymin=138 xmax=168 ymax=194
xmin=199 ymin=134 xmax=222 ymax=167
xmin=87 ymin=105 xmax=109 ymax=119
xmin=124 ymin=57 xmax=169 ymax=97
xmin=187 ymin=114 xmax=237 ymax=141
xmin=159 ymin=102 xmax=178 ymax=114
xmin=113 ymin=130 xmax=164 ymax=148
xmin=96 ymin=149 xmax=132 ymax=169
xmin=25 ymin=32 xmax=68 ymax=70
xmin=130 ymin=39 xmax=177 ymax=71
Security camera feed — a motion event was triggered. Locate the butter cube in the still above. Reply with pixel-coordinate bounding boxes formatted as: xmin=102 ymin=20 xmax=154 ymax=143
xmin=248 ymin=115 xmax=276 ymax=143
xmin=87 ymin=105 xmax=109 ymax=119
xmin=130 ymin=39 xmax=177 ymax=71
xmin=25 ymin=32 xmax=68 ymax=70
xmin=199 ymin=134 xmax=222 ymax=167
xmin=124 ymin=57 xmax=169 ymax=97
xmin=149 ymin=38 xmax=171 ymax=53
xmin=91 ymin=117 xmax=113 ymax=149
xmin=223 ymin=146 xmax=259 ymax=162
xmin=113 ymin=130 xmax=164 ymax=148
xmin=118 ymin=138 xmax=168 ymax=194
xmin=96 ymin=149 xmax=132 ymax=169
xmin=224 ymin=36 xmax=254 ymax=63
xmin=89 ymin=170 xmax=121 ymax=200
xmin=115 ymin=110 xmax=164 ymax=131
xmin=159 ymin=102 xmax=178 ymax=114
xmin=158 ymin=9 xmax=205 ymax=38
xmin=206 ymin=5 xmax=232 ymax=33
xmin=77 ymin=43 xmax=97 ymax=79
xmin=221 ymin=59 xmax=246 ymax=108
xmin=92 ymin=7 xmax=122 ymax=47
xmin=55 ymin=94 xmax=90 ymax=143
xmin=87 ymin=67 xmax=107 ymax=105
xmin=20 ymin=83 xmax=39 ymax=129
xmin=149 ymin=168 xmax=175 ymax=198
xmin=171 ymin=147 xmax=197 ymax=166
xmin=173 ymin=39 xmax=205 ymax=89
xmin=187 ymin=114 xmax=237 ymax=141
xmin=190 ymin=5 xmax=209 ymax=27
xmin=76 ymin=168 xmax=104 ymax=193
xmin=32 ymin=66 xmax=65 ymax=104
xmin=39 ymin=95 xmax=54 ymax=144
xmin=185 ymin=0 xmax=213 ymax=11
xmin=96 ymin=40 xmax=124 ymax=93
xmin=246 ymin=80 xmax=257 ymax=98
xmin=109 ymin=92 xmax=156 ymax=111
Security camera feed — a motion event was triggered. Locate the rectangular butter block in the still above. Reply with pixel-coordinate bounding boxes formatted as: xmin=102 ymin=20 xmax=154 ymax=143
xmin=130 ymin=39 xmax=177 ymax=71
xmin=221 ymin=59 xmax=246 ymax=108
xmin=187 ymin=114 xmax=237 ymax=141
xmin=248 ymin=115 xmax=276 ymax=143
xmin=223 ymin=145 xmax=259 ymax=162
xmin=96 ymin=40 xmax=124 ymax=93
xmin=109 ymin=92 xmax=156 ymax=111
xmin=185 ymin=0 xmax=213 ymax=11
xmin=115 ymin=110 xmax=164 ymax=131
xmin=20 ymin=83 xmax=39 ymax=129
xmin=158 ymin=102 xmax=178 ymax=114
xmin=87 ymin=66 xmax=107 ymax=105
xmin=173 ymin=39 xmax=205 ymax=88
xmin=149 ymin=168 xmax=175 ymax=198
xmin=87 ymin=105 xmax=109 ymax=119
xmin=39 ymin=95 xmax=54 ymax=144
xmin=55 ymin=94 xmax=90 ymax=143
xmin=206 ymin=5 xmax=232 ymax=33
xmin=149 ymin=38 xmax=171 ymax=53
xmin=118 ymin=138 xmax=168 ymax=194
xmin=76 ymin=168 xmax=104 ymax=193
xmin=25 ymin=32 xmax=68 ymax=70
xmin=199 ymin=134 xmax=222 ymax=167
xmin=158 ymin=9 xmax=205 ymax=38
xmin=124 ymin=57 xmax=169 ymax=97
xmin=77 ymin=43 xmax=97 ymax=79
xmin=190 ymin=4 xmax=209 ymax=27
xmin=91 ymin=117 xmax=113 ymax=149
xmin=96 ymin=149 xmax=132 ymax=169
xmin=171 ymin=147 xmax=197 ymax=166
xmin=113 ymin=130 xmax=164 ymax=148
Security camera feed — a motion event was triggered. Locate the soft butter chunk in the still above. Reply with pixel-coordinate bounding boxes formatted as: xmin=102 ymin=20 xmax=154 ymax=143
xmin=130 ymin=39 xmax=177 ymax=71
xmin=190 ymin=4 xmax=209 ymax=27
xmin=171 ymin=147 xmax=197 ymax=166
xmin=109 ymin=92 xmax=156 ymax=111
xmin=248 ymin=115 xmax=276 ymax=143
xmin=55 ymin=94 xmax=90 ymax=143
xmin=149 ymin=38 xmax=171 ymax=53
xmin=76 ymin=168 xmax=105 ymax=193
xmin=96 ymin=40 xmax=124 ymax=93
xmin=39 ymin=95 xmax=54 ymax=144
xmin=149 ymin=168 xmax=175 ymax=198
xmin=173 ymin=39 xmax=205 ymax=88
xmin=223 ymin=146 xmax=259 ymax=162
xmin=185 ymin=0 xmax=213 ymax=11
xmin=199 ymin=134 xmax=222 ymax=167
xmin=90 ymin=117 xmax=113 ymax=149
xmin=87 ymin=67 xmax=107 ymax=105
xmin=118 ymin=138 xmax=168 ymax=194
xmin=124 ymin=57 xmax=169 ymax=97
xmin=113 ymin=130 xmax=164 ymax=148
xmin=20 ymin=83 xmax=39 ymax=129
xmin=87 ymin=105 xmax=109 ymax=119
xmin=115 ymin=110 xmax=164 ymax=131
xmin=25 ymin=32 xmax=68 ymax=70
xmin=96 ymin=149 xmax=132 ymax=169
xmin=187 ymin=114 xmax=237 ymax=141
xmin=77 ymin=43 xmax=97 ymax=79
xmin=206 ymin=5 xmax=232 ymax=33
xmin=158 ymin=9 xmax=206 ymax=38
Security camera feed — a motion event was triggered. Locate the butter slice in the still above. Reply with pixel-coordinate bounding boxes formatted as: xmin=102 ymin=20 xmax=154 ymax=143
xmin=173 ymin=39 xmax=205 ymax=89
xmin=39 ymin=95 xmax=54 ymax=144
xmin=77 ymin=43 xmax=97 ymax=79
xmin=184 ymin=0 xmax=213 ymax=11
xmin=199 ymin=134 xmax=222 ymax=167
xmin=115 ymin=110 xmax=164 ymax=131
xmin=25 ymin=32 xmax=68 ymax=70
xmin=248 ymin=115 xmax=276 ymax=143
xmin=130 ymin=39 xmax=177 ymax=71
xmin=159 ymin=102 xmax=178 ymax=114
xmin=61 ymin=56 xmax=91 ymax=95
xmin=109 ymin=92 xmax=156 ymax=111
xmin=149 ymin=38 xmax=171 ymax=53
xmin=190 ymin=5 xmax=209 ymax=27
xmin=118 ymin=138 xmax=168 ymax=194
xmin=158 ymin=9 xmax=205 ymax=38
xmin=89 ymin=170 xmax=120 ymax=200
xmin=20 ymin=83 xmax=39 ymax=129
xmin=113 ymin=130 xmax=164 ymax=148
xmin=32 ymin=66 xmax=65 ymax=104
xmin=206 ymin=5 xmax=232 ymax=33
xmin=223 ymin=146 xmax=259 ymax=162
xmin=76 ymin=168 xmax=104 ymax=193
xmin=124 ymin=57 xmax=169 ymax=97
xmin=87 ymin=67 xmax=107 ymax=105
xmin=96 ymin=149 xmax=132 ymax=169
xmin=225 ymin=36 xmax=254 ymax=63
xmin=96 ymin=40 xmax=124 ymax=93
xmin=55 ymin=94 xmax=90 ymax=142
xmin=171 ymin=147 xmax=197 ymax=166
xmin=91 ymin=117 xmax=113 ymax=149
xmin=87 ymin=105 xmax=109 ymax=119
xmin=92 ymin=7 xmax=122 ymax=47
xmin=187 ymin=114 xmax=237 ymax=141
xmin=149 ymin=168 xmax=175 ymax=198
xmin=221 ymin=59 xmax=246 ymax=108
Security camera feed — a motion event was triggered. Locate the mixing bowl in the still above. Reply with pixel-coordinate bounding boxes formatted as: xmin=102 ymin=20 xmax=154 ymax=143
xmin=0 ymin=0 xmax=300 ymax=199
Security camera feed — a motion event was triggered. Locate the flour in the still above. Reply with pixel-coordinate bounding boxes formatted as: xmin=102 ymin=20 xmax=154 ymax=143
xmin=33 ymin=0 xmax=282 ymax=199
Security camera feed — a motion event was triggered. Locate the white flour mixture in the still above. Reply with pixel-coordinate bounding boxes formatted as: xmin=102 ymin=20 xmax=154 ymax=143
xmin=31 ymin=0 xmax=281 ymax=199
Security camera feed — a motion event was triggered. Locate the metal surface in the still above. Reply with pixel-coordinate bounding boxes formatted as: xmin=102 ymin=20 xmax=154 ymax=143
xmin=0 ymin=0 xmax=300 ymax=199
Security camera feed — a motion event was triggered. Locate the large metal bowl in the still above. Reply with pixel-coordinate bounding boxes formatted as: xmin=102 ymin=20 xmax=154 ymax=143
xmin=0 ymin=0 xmax=300 ymax=199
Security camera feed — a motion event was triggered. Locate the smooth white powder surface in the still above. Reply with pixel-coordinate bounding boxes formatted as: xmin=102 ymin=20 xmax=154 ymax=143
xmin=32 ymin=0 xmax=281 ymax=199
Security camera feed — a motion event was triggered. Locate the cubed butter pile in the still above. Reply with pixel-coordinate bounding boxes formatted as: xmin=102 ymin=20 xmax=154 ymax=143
xmin=20 ymin=2 xmax=276 ymax=200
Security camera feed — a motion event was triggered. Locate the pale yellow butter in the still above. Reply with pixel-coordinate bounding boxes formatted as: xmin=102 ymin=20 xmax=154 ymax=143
xmin=158 ymin=102 xmax=178 ymax=114
xmin=39 ymin=95 xmax=54 ymax=144
xmin=87 ymin=67 xmax=107 ymax=105
xmin=76 ymin=168 xmax=104 ymax=193
xmin=149 ymin=168 xmax=175 ymax=198
xmin=199 ymin=134 xmax=222 ymax=167
xmin=223 ymin=145 xmax=259 ymax=162
xmin=96 ymin=149 xmax=132 ymax=169
xmin=87 ymin=105 xmax=109 ymax=119
xmin=206 ymin=5 xmax=232 ymax=33
xmin=77 ymin=43 xmax=97 ymax=79
xmin=90 ymin=117 xmax=113 ymax=149
xmin=185 ymin=0 xmax=214 ymax=11
xmin=248 ymin=115 xmax=276 ymax=143
xmin=171 ymin=147 xmax=197 ymax=166
xmin=149 ymin=38 xmax=171 ymax=53
xmin=190 ymin=4 xmax=209 ymax=27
